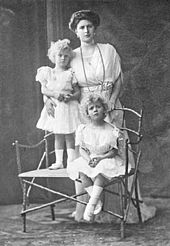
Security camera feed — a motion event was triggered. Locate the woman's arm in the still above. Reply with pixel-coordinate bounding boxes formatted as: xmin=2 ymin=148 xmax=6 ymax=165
xmin=109 ymin=74 xmax=122 ymax=110
xmin=71 ymin=83 xmax=81 ymax=100
xmin=64 ymin=83 xmax=81 ymax=102
xmin=44 ymin=97 xmax=56 ymax=118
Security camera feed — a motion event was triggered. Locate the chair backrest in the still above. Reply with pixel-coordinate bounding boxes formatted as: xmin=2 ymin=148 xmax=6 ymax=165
xmin=114 ymin=106 xmax=143 ymax=174
xmin=115 ymin=106 xmax=143 ymax=147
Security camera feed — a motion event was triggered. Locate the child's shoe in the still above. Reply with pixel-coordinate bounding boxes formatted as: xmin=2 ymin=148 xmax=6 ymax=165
xmin=49 ymin=163 xmax=63 ymax=170
xmin=70 ymin=211 xmax=76 ymax=218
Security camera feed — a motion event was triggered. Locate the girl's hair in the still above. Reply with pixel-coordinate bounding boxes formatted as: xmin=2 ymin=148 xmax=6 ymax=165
xmin=69 ymin=10 xmax=100 ymax=32
xmin=81 ymin=93 xmax=108 ymax=121
xmin=47 ymin=39 xmax=73 ymax=64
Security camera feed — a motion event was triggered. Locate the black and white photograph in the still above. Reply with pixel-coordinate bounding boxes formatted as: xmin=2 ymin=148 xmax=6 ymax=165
xmin=0 ymin=0 xmax=170 ymax=245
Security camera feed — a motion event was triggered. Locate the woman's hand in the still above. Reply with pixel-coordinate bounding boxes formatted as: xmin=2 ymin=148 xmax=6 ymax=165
xmin=108 ymin=101 xmax=115 ymax=112
xmin=45 ymin=98 xmax=56 ymax=117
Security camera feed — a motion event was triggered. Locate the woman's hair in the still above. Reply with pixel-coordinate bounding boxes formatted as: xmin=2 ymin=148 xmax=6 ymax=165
xmin=81 ymin=93 xmax=108 ymax=121
xmin=69 ymin=10 xmax=100 ymax=32
xmin=47 ymin=39 xmax=73 ymax=64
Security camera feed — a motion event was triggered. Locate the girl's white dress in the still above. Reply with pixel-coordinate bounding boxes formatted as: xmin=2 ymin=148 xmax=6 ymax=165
xmin=36 ymin=66 xmax=80 ymax=134
xmin=67 ymin=123 xmax=130 ymax=180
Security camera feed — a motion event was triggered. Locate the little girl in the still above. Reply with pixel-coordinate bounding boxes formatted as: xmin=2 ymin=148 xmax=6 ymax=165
xmin=36 ymin=39 xmax=80 ymax=169
xmin=67 ymin=94 xmax=131 ymax=221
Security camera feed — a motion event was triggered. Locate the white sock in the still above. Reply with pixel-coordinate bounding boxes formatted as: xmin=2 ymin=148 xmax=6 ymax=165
xmin=55 ymin=149 xmax=64 ymax=165
xmin=88 ymin=185 xmax=103 ymax=206
xmin=67 ymin=148 xmax=76 ymax=163
xmin=85 ymin=186 xmax=93 ymax=196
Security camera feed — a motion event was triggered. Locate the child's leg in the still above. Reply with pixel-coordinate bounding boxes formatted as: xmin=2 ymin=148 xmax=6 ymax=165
xmin=65 ymin=133 xmax=75 ymax=163
xmin=79 ymin=172 xmax=93 ymax=194
xmin=49 ymin=134 xmax=64 ymax=169
xmin=73 ymin=181 xmax=87 ymax=222
xmin=73 ymin=146 xmax=88 ymax=221
xmin=83 ymin=174 xmax=106 ymax=221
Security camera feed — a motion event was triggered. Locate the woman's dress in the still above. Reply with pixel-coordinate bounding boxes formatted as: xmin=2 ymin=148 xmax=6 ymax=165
xmin=36 ymin=66 xmax=80 ymax=134
xmin=70 ymin=43 xmax=156 ymax=223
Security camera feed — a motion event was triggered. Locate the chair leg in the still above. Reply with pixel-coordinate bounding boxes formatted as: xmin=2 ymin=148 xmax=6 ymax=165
xmin=22 ymin=181 xmax=27 ymax=232
xmin=135 ymin=178 xmax=142 ymax=223
xmin=50 ymin=204 xmax=55 ymax=221
xmin=22 ymin=214 xmax=26 ymax=233
xmin=118 ymin=182 xmax=125 ymax=238
xmin=120 ymin=220 xmax=125 ymax=239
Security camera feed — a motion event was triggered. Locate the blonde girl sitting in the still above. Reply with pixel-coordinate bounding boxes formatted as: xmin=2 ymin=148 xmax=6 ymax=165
xmin=67 ymin=94 xmax=130 ymax=221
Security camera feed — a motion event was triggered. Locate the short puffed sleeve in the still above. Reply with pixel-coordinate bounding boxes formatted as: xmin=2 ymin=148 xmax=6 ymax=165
xmin=35 ymin=66 xmax=51 ymax=85
xmin=106 ymin=43 xmax=123 ymax=85
xmin=75 ymin=124 xmax=85 ymax=146
xmin=109 ymin=124 xmax=120 ymax=149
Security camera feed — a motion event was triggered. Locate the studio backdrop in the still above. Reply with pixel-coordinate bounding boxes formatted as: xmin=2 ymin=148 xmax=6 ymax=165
xmin=0 ymin=0 xmax=170 ymax=204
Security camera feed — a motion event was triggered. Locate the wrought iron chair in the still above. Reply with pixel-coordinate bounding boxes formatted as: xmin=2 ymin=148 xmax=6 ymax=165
xmin=13 ymin=106 xmax=143 ymax=238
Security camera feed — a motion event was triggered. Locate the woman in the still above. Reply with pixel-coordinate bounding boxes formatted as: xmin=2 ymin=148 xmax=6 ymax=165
xmin=45 ymin=10 xmax=156 ymax=223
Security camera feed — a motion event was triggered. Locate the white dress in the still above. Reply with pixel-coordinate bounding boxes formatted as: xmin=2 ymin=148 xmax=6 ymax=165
xmin=71 ymin=43 xmax=123 ymax=126
xmin=36 ymin=66 xmax=80 ymax=134
xmin=67 ymin=123 xmax=131 ymax=180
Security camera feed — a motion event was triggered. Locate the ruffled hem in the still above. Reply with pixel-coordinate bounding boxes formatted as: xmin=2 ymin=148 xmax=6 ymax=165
xmin=36 ymin=100 xmax=80 ymax=134
xmin=67 ymin=156 xmax=129 ymax=180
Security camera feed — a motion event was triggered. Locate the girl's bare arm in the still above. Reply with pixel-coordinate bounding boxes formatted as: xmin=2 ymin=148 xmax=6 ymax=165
xmin=41 ymin=84 xmax=59 ymax=99
xmin=79 ymin=146 xmax=91 ymax=162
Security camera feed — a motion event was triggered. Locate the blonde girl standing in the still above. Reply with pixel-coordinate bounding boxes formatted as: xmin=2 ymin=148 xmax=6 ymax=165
xmin=36 ymin=39 xmax=80 ymax=169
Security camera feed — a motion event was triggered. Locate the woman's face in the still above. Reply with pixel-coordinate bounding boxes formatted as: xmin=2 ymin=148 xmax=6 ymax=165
xmin=75 ymin=19 xmax=96 ymax=44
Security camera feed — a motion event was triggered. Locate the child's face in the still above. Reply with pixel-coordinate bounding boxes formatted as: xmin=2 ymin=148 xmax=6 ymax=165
xmin=87 ymin=100 xmax=105 ymax=122
xmin=54 ymin=50 xmax=71 ymax=68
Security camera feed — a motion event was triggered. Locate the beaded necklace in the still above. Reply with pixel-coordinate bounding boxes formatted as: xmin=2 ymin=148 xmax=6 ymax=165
xmin=80 ymin=44 xmax=105 ymax=92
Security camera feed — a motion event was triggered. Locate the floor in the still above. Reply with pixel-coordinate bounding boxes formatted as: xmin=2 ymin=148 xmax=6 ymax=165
xmin=0 ymin=198 xmax=170 ymax=246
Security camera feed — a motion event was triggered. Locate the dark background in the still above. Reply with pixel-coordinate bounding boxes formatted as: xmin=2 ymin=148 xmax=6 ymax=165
xmin=0 ymin=0 xmax=170 ymax=204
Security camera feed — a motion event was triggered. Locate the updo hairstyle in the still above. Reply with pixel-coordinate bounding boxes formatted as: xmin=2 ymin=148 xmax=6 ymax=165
xmin=69 ymin=10 xmax=100 ymax=32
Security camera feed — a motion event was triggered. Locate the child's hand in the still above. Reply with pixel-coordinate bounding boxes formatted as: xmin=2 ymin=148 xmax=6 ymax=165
xmin=52 ymin=92 xmax=60 ymax=99
xmin=63 ymin=94 xmax=73 ymax=102
xmin=108 ymin=101 xmax=115 ymax=112
xmin=58 ymin=94 xmax=65 ymax=101
xmin=89 ymin=157 xmax=102 ymax=168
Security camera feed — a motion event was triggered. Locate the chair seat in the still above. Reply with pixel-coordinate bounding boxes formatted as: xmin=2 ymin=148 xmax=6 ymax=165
xmin=19 ymin=168 xmax=69 ymax=178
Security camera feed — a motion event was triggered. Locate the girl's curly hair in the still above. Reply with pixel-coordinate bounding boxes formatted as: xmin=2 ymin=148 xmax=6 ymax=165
xmin=80 ymin=93 xmax=108 ymax=121
xmin=47 ymin=39 xmax=73 ymax=64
